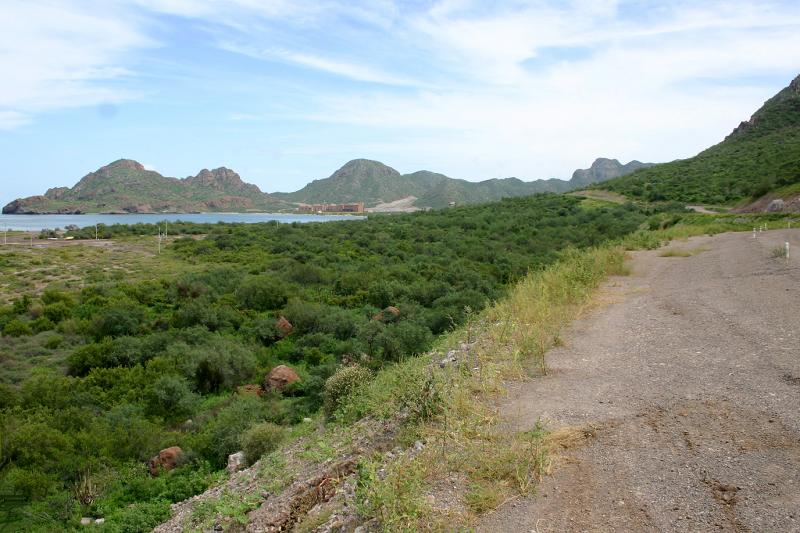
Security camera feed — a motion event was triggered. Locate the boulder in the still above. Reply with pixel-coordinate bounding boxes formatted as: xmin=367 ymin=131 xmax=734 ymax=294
xmin=275 ymin=316 xmax=293 ymax=337
xmin=767 ymin=199 xmax=785 ymax=212
xmin=373 ymin=305 xmax=401 ymax=321
xmin=227 ymin=451 xmax=246 ymax=474
xmin=148 ymin=446 xmax=183 ymax=477
xmin=264 ymin=365 xmax=300 ymax=392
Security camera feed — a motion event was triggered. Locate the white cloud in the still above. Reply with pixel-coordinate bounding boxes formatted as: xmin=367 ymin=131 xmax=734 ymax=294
xmin=218 ymin=42 xmax=423 ymax=86
xmin=0 ymin=0 xmax=153 ymax=127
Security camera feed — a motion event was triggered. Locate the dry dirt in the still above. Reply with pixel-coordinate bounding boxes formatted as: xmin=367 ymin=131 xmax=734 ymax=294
xmin=479 ymin=229 xmax=800 ymax=533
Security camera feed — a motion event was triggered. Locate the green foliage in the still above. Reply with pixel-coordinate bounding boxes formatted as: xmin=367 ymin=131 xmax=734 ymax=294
xmin=241 ymin=422 xmax=285 ymax=465
xmin=0 ymin=193 xmax=655 ymax=531
xmin=323 ymin=365 xmax=373 ymax=419
xmin=3 ymin=318 xmax=32 ymax=337
xmin=601 ymin=77 xmax=800 ymax=204
xmin=92 ymin=303 xmax=146 ymax=340
xmin=235 ymin=275 xmax=288 ymax=311
xmin=189 ymin=395 xmax=275 ymax=468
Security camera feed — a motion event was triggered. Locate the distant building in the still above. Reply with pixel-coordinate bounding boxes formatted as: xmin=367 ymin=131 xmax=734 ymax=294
xmin=297 ymin=202 xmax=365 ymax=214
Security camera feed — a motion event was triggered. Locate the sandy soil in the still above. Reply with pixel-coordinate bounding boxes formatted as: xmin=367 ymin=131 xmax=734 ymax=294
xmin=479 ymin=229 xmax=800 ymax=533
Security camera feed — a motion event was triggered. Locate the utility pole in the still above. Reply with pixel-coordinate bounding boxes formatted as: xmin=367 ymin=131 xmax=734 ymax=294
xmin=165 ymin=220 xmax=168 ymax=238
xmin=157 ymin=230 xmax=162 ymax=254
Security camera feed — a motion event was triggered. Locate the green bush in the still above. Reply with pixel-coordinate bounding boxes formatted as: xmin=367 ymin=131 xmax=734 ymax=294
xmin=235 ymin=275 xmax=287 ymax=311
xmin=147 ymin=375 xmax=199 ymax=420
xmin=93 ymin=304 xmax=146 ymax=340
xmin=43 ymin=301 xmax=72 ymax=323
xmin=30 ymin=316 xmax=55 ymax=333
xmin=3 ymin=318 xmax=32 ymax=337
xmin=101 ymin=499 xmax=171 ymax=533
xmin=190 ymin=395 xmax=274 ymax=468
xmin=241 ymin=422 xmax=285 ymax=465
xmin=44 ymin=334 xmax=64 ymax=349
xmin=323 ymin=365 xmax=373 ymax=419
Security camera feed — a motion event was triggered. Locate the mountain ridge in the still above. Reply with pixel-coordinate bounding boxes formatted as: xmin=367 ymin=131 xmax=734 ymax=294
xmin=274 ymin=157 xmax=650 ymax=209
xmin=3 ymin=157 xmax=648 ymax=214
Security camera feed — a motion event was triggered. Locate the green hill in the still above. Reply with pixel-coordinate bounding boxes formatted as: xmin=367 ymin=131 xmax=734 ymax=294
xmin=599 ymin=74 xmax=800 ymax=204
xmin=275 ymin=157 xmax=649 ymax=209
xmin=2 ymin=160 xmax=291 ymax=214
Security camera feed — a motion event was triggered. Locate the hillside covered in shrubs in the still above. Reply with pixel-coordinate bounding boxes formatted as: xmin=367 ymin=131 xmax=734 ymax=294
xmin=0 ymin=194 xmax=663 ymax=531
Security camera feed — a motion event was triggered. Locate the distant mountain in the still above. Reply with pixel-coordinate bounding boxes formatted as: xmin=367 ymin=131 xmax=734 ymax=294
xmin=570 ymin=158 xmax=653 ymax=188
xmin=600 ymin=74 xmax=800 ymax=204
xmin=4 ymin=155 xmax=651 ymax=215
xmin=275 ymin=157 xmax=648 ymax=210
xmin=2 ymin=160 xmax=291 ymax=214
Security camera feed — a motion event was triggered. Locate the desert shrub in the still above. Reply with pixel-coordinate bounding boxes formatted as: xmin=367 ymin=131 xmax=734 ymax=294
xmin=167 ymin=339 xmax=256 ymax=394
xmin=241 ymin=422 xmax=285 ymax=465
xmin=44 ymin=333 xmax=64 ymax=349
xmin=3 ymin=319 xmax=32 ymax=337
xmin=235 ymin=275 xmax=287 ymax=311
xmin=30 ymin=316 xmax=55 ymax=333
xmin=93 ymin=304 xmax=146 ymax=340
xmin=0 ymin=383 xmax=17 ymax=408
xmin=323 ymin=365 xmax=373 ymax=418
xmin=102 ymin=499 xmax=171 ymax=533
xmin=190 ymin=395 xmax=273 ymax=467
xmin=41 ymin=288 xmax=74 ymax=306
xmin=43 ymin=301 xmax=72 ymax=323
xmin=147 ymin=375 xmax=199 ymax=420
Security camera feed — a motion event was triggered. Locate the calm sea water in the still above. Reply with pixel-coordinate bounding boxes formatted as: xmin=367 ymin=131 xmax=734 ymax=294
xmin=0 ymin=213 xmax=364 ymax=231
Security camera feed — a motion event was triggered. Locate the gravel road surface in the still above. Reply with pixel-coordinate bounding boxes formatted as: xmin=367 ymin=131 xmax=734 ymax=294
xmin=479 ymin=229 xmax=800 ymax=533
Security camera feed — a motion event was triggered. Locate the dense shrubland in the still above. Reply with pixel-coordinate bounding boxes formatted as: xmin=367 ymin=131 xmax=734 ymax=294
xmin=1 ymin=194 xmax=659 ymax=531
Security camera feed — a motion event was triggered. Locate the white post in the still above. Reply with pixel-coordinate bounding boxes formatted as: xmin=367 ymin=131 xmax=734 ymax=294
xmin=158 ymin=231 xmax=162 ymax=254
xmin=753 ymin=227 xmax=757 ymax=238
xmin=95 ymin=224 xmax=98 ymax=240
xmin=786 ymin=241 xmax=790 ymax=261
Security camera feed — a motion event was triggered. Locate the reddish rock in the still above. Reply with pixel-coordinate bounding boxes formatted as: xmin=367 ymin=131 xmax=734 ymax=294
xmin=275 ymin=316 xmax=293 ymax=337
xmin=373 ymin=306 xmax=401 ymax=321
xmin=237 ymin=384 xmax=264 ymax=397
xmin=148 ymin=446 xmax=183 ymax=477
xmin=265 ymin=365 xmax=300 ymax=392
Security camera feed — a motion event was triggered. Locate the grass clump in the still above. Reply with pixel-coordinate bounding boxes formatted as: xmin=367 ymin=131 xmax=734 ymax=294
xmin=771 ymin=245 xmax=789 ymax=258
xmin=659 ymin=245 xmax=710 ymax=257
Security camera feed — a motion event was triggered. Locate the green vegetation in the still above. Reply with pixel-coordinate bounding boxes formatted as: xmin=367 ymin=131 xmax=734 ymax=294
xmin=0 ymin=193 xmax=656 ymax=531
xmin=599 ymin=75 xmax=800 ymax=204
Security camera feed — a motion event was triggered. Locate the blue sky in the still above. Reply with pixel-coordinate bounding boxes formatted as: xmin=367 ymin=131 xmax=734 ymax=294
xmin=1 ymin=0 xmax=799 ymax=204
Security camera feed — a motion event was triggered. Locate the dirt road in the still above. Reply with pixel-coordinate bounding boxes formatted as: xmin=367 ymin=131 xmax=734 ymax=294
xmin=479 ymin=230 xmax=800 ymax=533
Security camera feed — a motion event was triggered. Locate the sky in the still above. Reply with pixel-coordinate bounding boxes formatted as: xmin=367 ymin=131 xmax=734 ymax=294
xmin=1 ymin=0 xmax=799 ymax=204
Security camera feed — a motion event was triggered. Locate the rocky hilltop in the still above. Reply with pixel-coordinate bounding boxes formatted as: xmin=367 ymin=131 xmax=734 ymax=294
xmin=2 ymin=160 xmax=291 ymax=214
xmin=570 ymin=158 xmax=653 ymax=188
xmin=274 ymin=157 xmax=649 ymax=209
